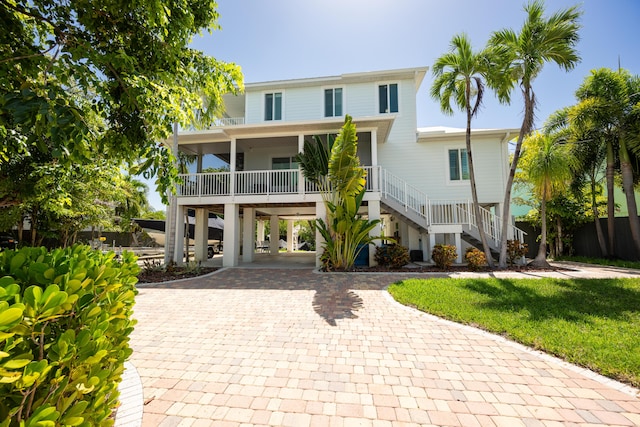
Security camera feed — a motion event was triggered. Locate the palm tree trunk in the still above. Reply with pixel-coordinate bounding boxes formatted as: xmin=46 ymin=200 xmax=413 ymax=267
xmin=530 ymin=198 xmax=550 ymax=267
xmin=465 ymin=98 xmax=494 ymax=268
xmin=499 ymin=86 xmax=535 ymax=268
xmin=556 ymin=217 xmax=563 ymax=256
xmin=619 ymin=141 xmax=640 ymax=259
xmin=606 ymin=140 xmax=616 ymax=257
xmin=590 ymin=178 xmax=608 ymax=257
xmin=498 ymin=127 xmax=530 ymax=267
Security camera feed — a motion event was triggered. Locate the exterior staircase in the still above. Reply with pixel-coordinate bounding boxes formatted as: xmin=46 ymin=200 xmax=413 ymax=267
xmin=375 ymin=168 xmax=525 ymax=258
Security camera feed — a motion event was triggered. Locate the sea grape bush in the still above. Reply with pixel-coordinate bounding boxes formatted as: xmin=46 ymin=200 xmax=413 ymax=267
xmin=0 ymin=245 xmax=139 ymax=426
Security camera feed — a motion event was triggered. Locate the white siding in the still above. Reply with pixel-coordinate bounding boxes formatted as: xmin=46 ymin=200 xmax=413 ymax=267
xmin=244 ymin=146 xmax=299 ymax=171
xmin=284 ymin=87 xmax=319 ymax=121
xmin=344 ymin=83 xmax=374 ymax=117
xmin=245 ymin=91 xmax=263 ymax=124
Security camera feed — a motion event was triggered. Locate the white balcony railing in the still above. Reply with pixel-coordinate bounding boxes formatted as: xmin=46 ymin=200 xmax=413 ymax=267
xmin=210 ymin=117 xmax=245 ymax=127
xmin=177 ymin=166 xmax=525 ymax=243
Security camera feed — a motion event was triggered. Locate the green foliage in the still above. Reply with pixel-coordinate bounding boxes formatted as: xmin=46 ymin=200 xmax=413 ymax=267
xmin=507 ymin=240 xmax=529 ymax=265
xmin=0 ymin=0 xmax=243 ymax=205
xmin=299 ymin=116 xmax=382 ymax=270
xmin=0 ymin=245 xmax=138 ymax=425
xmin=464 ymin=247 xmax=487 ymax=271
xmin=431 ymin=244 xmax=457 ymax=270
xmin=374 ymin=245 xmax=410 ymax=269
xmin=388 ymin=277 xmax=640 ymax=387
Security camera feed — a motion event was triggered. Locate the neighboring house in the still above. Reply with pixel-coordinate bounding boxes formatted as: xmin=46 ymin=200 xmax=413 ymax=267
xmin=169 ymin=67 xmax=523 ymax=267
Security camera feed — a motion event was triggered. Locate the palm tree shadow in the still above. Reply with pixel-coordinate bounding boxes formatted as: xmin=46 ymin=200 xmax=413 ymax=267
xmin=312 ymin=284 xmax=364 ymax=326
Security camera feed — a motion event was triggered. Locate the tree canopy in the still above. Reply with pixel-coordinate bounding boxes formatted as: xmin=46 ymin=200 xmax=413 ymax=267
xmin=0 ymin=0 xmax=243 ymax=205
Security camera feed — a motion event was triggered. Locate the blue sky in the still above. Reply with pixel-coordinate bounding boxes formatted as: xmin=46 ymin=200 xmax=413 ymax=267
xmin=147 ymin=0 xmax=640 ymax=210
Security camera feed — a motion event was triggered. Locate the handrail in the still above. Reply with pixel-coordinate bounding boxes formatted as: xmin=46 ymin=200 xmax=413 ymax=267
xmin=210 ymin=117 xmax=245 ymax=127
xmin=177 ymin=167 xmax=526 ymax=243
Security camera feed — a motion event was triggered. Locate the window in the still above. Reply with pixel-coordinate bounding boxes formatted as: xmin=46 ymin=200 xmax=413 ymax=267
xmin=448 ymin=148 xmax=469 ymax=181
xmin=378 ymin=83 xmax=398 ymax=114
xmin=265 ymin=92 xmax=282 ymax=121
xmin=324 ymin=88 xmax=343 ymax=117
xmin=271 ymin=157 xmax=298 ymax=170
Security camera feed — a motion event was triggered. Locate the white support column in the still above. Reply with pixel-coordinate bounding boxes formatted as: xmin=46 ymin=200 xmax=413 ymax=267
xmin=298 ymin=134 xmax=305 ymax=194
xmin=429 ymin=234 xmax=436 ymax=263
xmin=286 ymin=220 xmax=294 ymax=253
xmin=174 ymin=205 xmax=185 ymax=266
xmin=455 ymin=233 xmax=462 ymax=264
xmin=371 ymin=129 xmax=378 ymax=166
xmin=368 ymin=200 xmax=381 ymax=266
xmin=197 ymin=152 xmax=203 ymax=173
xmin=194 ymin=208 xmax=208 ymax=262
xmin=269 ymin=215 xmax=279 ymax=255
xmin=257 ymin=220 xmax=265 ymax=242
xmin=420 ymin=232 xmax=429 ymax=262
xmin=223 ymin=203 xmax=240 ymax=267
xmin=243 ymin=207 xmax=255 ymax=263
xmin=230 ymin=137 xmax=236 ymax=195
xmin=315 ymin=202 xmax=326 ymax=268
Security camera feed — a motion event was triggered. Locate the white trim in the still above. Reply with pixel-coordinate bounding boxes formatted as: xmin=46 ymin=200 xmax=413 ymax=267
xmin=321 ymin=85 xmax=346 ymax=118
xmin=444 ymin=145 xmax=470 ymax=186
xmin=376 ymin=81 xmax=401 ymax=115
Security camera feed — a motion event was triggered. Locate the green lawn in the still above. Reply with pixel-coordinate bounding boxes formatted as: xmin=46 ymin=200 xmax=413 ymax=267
xmin=556 ymin=256 xmax=640 ymax=270
xmin=388 ymin=277 xmax=640 ymax=388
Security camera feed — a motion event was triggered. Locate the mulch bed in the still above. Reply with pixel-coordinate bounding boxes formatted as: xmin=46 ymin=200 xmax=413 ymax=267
xmin=137 ymin=267 xmax=219 ymax=283
xmin=349 ymin=264 xmax=569 ymax=273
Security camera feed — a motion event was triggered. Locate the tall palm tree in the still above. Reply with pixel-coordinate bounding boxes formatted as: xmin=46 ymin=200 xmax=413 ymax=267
xmin=490 ymin=0 xmax=582 ymax=268
xmin=570 ymin=68 xmax=640 ymax=258
xmin=431 ymin=33 xmax=507 ymax=267
xmin=520 ymin=131 xmax=576 ymax=266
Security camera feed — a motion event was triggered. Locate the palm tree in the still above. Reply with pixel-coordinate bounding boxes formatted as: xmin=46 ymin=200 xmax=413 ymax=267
xmin=520 ymin=131 xmax=576 ymax=266
xmin=431 ymin=33 xmax=507 ymax=268
xmin=570 ymin=68 xmax=640 ymax=258
xmin=490 ymin=0 xmax=582 ymax=268
xmin=545 ymin=107 xmax=608 ymax=257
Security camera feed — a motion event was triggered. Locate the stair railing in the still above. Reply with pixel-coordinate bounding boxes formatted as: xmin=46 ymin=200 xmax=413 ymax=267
xmin=377 ymin=166 xmax=525 ymax=243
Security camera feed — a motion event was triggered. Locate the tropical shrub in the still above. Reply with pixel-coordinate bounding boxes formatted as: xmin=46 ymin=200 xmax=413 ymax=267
xmin=0 ymin=245 xmax=138 ymax=426
xmin=507 ymin=240 xmax=529 ymax=265
xmin=432 ymin=244 xmax=457 ymax=270
xmin=465 ymin=247 xmax=487 ymax=271
xmin=297 ymin=116 xmax=382 ymax=270
xmin=375 ymin=245 xmax=410 ymax=269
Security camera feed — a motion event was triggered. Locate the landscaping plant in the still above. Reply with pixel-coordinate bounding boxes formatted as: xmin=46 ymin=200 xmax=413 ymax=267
xmin=296 ymin=116 xmax=383 ymax=270
xmin=432 ymin=244 xmax=457 ymax=269
xmin=506 ymin=239 xmax=528 ymax=265
xmin=374 ymin=245 xmax=410 ymax=269
xmin=465 ymin=247 xmax=487 ymax=271
xmin=0 ymin=245 xmax=138 ymax=426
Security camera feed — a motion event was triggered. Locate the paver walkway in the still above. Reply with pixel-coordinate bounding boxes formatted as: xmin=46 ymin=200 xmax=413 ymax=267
xmin=127 ymin=267 xmax=640 ymax=426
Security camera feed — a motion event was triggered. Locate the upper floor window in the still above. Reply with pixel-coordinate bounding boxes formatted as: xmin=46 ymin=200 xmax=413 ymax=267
xmin=378 ymin=83 xmax=398 ymax=114
xmin=265 ymin=92 xmax=282 ymax=121
xmin=324 ymin=88 xmax=343 ymax=117
xmin=449 ymin=148 xmax=469 ymax=181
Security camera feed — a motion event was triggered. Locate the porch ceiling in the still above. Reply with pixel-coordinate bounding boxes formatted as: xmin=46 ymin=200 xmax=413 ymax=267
xmin=176 ymin=115 xmax=395 ymax=156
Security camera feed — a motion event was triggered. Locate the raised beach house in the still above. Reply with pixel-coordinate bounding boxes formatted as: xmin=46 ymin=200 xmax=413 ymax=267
xmin=168 ymin=66 xmax=523 ymax=267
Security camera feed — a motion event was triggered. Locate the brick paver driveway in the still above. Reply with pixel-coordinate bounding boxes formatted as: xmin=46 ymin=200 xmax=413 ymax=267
xmin=130 ymin=268 xmax=640 ymax=426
